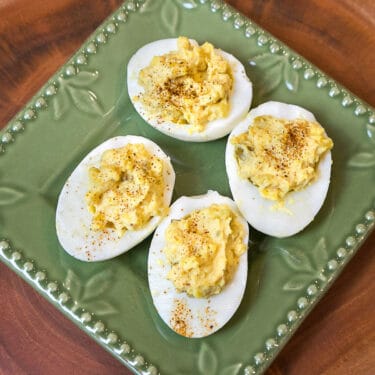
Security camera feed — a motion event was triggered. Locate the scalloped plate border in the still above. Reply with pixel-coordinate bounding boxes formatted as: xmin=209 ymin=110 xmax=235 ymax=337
xmin=0 ymin=1 xmax=375 ymax=374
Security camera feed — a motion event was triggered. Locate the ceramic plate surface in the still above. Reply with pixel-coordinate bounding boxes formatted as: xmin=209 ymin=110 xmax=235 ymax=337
xmin=1 ymin=1 xmax=374 ymax=374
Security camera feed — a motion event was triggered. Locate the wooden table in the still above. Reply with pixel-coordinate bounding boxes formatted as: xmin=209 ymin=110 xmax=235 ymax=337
xmin=0 ymin=1 xmax=374 ymax=374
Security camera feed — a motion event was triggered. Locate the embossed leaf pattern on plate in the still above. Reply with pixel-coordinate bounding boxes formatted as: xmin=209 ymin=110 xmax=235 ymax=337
xmin=161 ymin=1 xmax=179 ymax=34
xmin=279 ymin=238 xmax=329 ymax=291
xmin=249 ymin=53 xmax=299 ymax=95
xmin=198 ymin=342 xmax=242 ymax=375
xmin=63 ymin=269 xmax=117 ymax=315
xmin=283 ymin=61 xmax=299 ymax=92
xmin=141 ymin=0 xmax=197 ymax=34
xmin=348 ymin=122 xmax=375 ymax=168
xmin=198 ymin=342 xmax=218 ymax=375
xmin=0 ymin=186 xmax=25 ymax=206
xmin=52 ymin=70 xmax=103 ymax=119
xmin=348 ymin=152 xmax=375 ymax=168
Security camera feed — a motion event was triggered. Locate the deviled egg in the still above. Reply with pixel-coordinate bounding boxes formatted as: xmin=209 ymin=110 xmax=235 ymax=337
xmin=226 ymin=101 xmax=333 ymax=237
xmin=148 ymin=191 xmax=249 ymax=338
xmin=127 ymin=37 xmax=252 ymax=142
xmin=56 ymin=135 xmax=175 ymax=261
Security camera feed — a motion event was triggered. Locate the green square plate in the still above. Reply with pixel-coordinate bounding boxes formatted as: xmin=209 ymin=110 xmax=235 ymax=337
xmin=1 ymin=0 xmax=374 ymax=374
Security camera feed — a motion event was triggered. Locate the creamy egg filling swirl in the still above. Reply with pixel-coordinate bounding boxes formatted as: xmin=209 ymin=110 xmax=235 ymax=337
xmin=85 ymin=143 xmax=168 ymax=237
xmin=136 ymin=36 xmax=233 ymax=132
xmin=231 ymin=115 xmax=333 ymax=203
xmin=163 ymin=204 xmax=246 ymax=298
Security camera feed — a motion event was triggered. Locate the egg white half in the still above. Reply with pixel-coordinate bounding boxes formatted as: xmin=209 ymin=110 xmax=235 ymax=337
xmin=56 ymin=136 xmax=176 ymax=261
xmin=148 ymin=190 xmax=249 ymax=338
xmin=226 ymin=101 xmax=332 ymax=238
xmin=127 ymin=38 xmax=253 ymax=142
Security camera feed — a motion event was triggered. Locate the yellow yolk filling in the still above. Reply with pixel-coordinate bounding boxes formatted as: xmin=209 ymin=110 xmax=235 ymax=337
xmin=137 ymin=36 xmax=233 ymax=132
xmin=85 ymin=144 xmax=168 ymax=236
xmin=163 ymin=204 xmax=246 ymax=298
xmin=232 ymin=115 xmax=333 ymax=202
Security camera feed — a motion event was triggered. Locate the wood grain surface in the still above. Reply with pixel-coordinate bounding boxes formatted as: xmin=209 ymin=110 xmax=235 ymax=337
xmin=0 ymin=0 xmax=374 ymax=374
